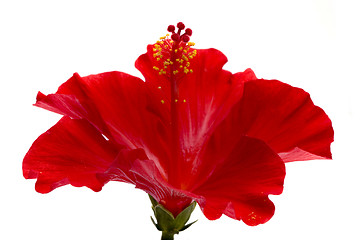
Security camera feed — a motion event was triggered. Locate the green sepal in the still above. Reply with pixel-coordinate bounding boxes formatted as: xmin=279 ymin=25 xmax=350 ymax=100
xmin=173 ymin=201 xmax=196 ymax=231
xmin=148 ymin=194 xmax=197 ymax=239
xmin=151 ymin=216 xmax=162 ymax=231
xmin=154 ymin=204 xmax=177 ymax=232
xmin=180 ymin=219 xmax=198 ymax=231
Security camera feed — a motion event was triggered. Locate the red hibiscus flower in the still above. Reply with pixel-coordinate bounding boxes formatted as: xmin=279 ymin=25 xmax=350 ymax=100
xmin=23 ymin=23 xmax=333 ymax=239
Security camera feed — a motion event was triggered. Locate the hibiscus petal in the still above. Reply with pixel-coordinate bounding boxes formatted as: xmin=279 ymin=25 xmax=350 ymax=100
xmin=177 ymin=51 xmax=255 ymax=146
xmin=78 ymin=71 xmax=171 ymax=175
xmin=177 ymin=66 xmax=258 ymax=178
xmin=225 ymin=196 xmax=276 ymax=226
xmin=35 ymin=73 xmax=108 ymax=134
xmin=236 ymin=79 xmax=334 ymax=162
xmin=35 ymin=71 xmax=171 ymax=176
xmin=192 ymin=136 xmax=285 ymax=225
xmin=198 ymin=196 xmax=276 ymax=226
xmin=23 ymin=116 xmax=119 ymax=193
xmin=197 ymin=197 xmax=227 ymax=220
xmin=135 ymin=44 xmax=171 ymax=97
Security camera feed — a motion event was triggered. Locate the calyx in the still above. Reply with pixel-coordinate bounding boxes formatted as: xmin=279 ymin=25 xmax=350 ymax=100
xmin=149 ymin=195 xmax=197 ymax=240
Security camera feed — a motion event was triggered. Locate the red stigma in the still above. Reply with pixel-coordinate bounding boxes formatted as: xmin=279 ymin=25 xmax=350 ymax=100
xmin=171 ymin=33 xmax=180 ymax=42
xmin=167 ymin=25 xmax=175 ymax=33
xmin=185 ymin=28 xmax=192 ymax=36
xmin=177 ymin=22 xmax=185 ymax=30
xmin=181 ymin=35 xmax=190 ymax=43
xmin=166 ymin=22 xmax=193 ymax=44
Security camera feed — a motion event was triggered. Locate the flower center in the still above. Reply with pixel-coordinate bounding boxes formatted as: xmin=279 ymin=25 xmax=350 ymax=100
xmin=152 ymin=22 xmax=197 ymax=78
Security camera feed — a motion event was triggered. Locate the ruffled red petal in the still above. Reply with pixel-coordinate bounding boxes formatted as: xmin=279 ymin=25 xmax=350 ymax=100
xmin=135 ymin=44 xmax=172 ymax=99
xmin=23 ymin=116 xmax=119 ymax=193
xmin=192 ymin=136 xmax=285 ymax=225
xmin=176 ymin=51 xmax=256 ymax=148
xmin=177 ymin=66 xmax=257 ymax=181
xmin=35 ymin=72 xmax=171 ymax=174
xmin=198 ymin=196 xmax=276 ymax=226
xmin=80 ymin=72 xmax=172 ymax=175
xmin=225 ymin=196 xmax=276 ymax=226
xmin=235 ymin=80 xmax=334 ymax=162
xmin=35 ymin=74 xmax=108 ymax=135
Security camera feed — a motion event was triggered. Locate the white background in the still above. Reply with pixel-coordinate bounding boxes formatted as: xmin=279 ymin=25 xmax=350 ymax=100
xmin=1 ymin=0 xmax=359 ymax=239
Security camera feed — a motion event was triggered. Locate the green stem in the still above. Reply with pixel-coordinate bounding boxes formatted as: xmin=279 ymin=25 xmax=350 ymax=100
xmin=161 ymin=232 xmax=175 ymax=240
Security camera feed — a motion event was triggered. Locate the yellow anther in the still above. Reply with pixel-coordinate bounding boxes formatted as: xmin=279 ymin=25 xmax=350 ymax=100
xmin=158 ymin=86 xmax=162 ymax=89
xmin=153 ymin=32 xmax=196 ymax=76
xmin=161 ymin=100 xmax=165 ymax=104
xmin=175 ymin=99 xmax=178 ymax=103
xmin=158 ymin=69 xmax=165 ymax=75
xmin=189 ymin=50 xmax=197 ymax=59
xmin=182 ymin=55 xmax=189 ymax=61
xmin=183 ymin=99 xmax=186 ymax=103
